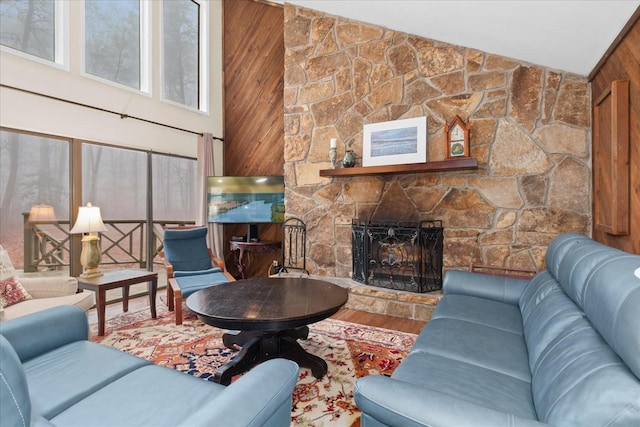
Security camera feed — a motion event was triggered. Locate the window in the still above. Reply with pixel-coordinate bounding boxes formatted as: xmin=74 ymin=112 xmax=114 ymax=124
xmin=81 ymin=147 xmax=197 ymax=223
xmin=152 ymin=153 xmax=196 ymax=220
xmin=1 ymin=128 xmax=198 ymax=273
xmin=82 ymin=144 xmax=147 ymax=220
xmin=0 ymin=130 xmax=70 ymax=269
xmin=162 ymin=0 xmax=199 ymax=109
xmin=85 ymin=0 xmax=140 ymax=89
xmin=0 ymin=0 xmax=55 ymax=61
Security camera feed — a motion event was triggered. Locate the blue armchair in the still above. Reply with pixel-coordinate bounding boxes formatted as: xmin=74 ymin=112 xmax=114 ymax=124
xmin=161 ymin=227 xmax=234 ymax=325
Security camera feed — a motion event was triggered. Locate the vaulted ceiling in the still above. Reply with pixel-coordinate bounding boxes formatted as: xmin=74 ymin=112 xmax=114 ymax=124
xmin=276 ymin=0 xmax=639 ymax=76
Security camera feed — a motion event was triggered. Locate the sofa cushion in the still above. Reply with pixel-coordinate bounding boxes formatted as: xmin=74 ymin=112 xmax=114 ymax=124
xmin=411 ymin=317 xmax=531 ymax=382
xmin=173 ymin=267 xmax=222 ymax=277
xmin=2 ymin=293 xmax=95 ymax=322
xmin=50 ymin=365 xmax=225 ymax=426
xmin=392 ymin=352 xmax=537 ymax=420
xmin=532 ymin=317 xmax=640 ymax=426
xmin=23 ymin=341 xmax=150 ymax=419
xmin=556 ymin=241 xmax=622 ymax=308
xmin=442 ymin=270 xmax=530 ymax=305
xmin=0 ymin=335 xmax=31 ymax=427
xmin=429 ymin=294 xmax=523 ymax=334
xmin=18 ymin=276 xmax=78 ymax=299
xmin=0 ymin=306 xmax=90 ymax=362
xmin=173 ymin=271 xmax=230 ymax=298
xmin=179 ymin=359 xmax=300 ymax=427
xmin=543 ymin=233 xmax=591 ymax=280
xmin=582 ymin=255 xmax=640 ymax=379
xmin=519 ymin=271 xmax=585 ymax=371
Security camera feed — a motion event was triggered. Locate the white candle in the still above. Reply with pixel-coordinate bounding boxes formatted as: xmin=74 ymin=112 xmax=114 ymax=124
xmin=330 ymin=138 xmax=337 ymax=149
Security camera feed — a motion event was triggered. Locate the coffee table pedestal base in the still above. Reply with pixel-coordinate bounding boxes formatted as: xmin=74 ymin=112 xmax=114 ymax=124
xmin=215 ymin=327 xmax=327 ymax=385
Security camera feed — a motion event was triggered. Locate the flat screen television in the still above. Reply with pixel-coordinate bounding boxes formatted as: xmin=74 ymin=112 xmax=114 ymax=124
xmin=206 ymin=176 xmax=285 ymax=224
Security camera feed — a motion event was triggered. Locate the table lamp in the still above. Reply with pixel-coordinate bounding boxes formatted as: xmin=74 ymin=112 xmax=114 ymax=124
xmin=70 ymin=203 xmax=107 ymax=278
xmin=29 ymin=204 xmax=57 ymax=223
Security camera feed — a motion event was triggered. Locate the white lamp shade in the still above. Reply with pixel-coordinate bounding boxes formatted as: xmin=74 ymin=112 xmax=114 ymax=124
xmin=29 ymin=204 xmax=57 ymax=223
xmin=70 ymin=203 xmax=107 ymax=234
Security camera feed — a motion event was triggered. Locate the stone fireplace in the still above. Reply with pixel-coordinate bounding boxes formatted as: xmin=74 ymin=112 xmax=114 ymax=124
xmin=282 ymin=5 xmax=591 ymax=279
xmin=352 ymin=219 xmax=443 ymax=293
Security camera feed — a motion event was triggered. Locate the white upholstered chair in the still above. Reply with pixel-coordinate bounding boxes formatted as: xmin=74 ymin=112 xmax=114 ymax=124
xmin=0 ymin=245 xmax=94 ymax=322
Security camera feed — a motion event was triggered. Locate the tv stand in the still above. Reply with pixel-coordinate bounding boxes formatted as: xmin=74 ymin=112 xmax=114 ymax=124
xmin=229 ymin=240 xmax=282 ymax=280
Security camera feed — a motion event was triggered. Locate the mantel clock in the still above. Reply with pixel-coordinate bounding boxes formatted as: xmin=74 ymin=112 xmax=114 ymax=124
xmin=445 ymin=115 xmax=470 ymax=159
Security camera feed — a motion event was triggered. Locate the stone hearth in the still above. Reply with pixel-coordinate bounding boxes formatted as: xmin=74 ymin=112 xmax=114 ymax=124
xmin=278 ymin=273 xmax=440 ymax=321
xmin=341 ymin=279 xmax=440 ymax=321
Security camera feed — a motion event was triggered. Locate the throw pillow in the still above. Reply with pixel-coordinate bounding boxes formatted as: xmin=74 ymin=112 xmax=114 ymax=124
xmin=0 ymin=244 xmax=17 ymax=281
xmin=0 ymin=276 xmax=32 ymax=308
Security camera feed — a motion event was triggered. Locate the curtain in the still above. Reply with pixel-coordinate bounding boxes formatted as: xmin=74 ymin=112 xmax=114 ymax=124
xmin=196 ymin=133 xmax=225 ymax=265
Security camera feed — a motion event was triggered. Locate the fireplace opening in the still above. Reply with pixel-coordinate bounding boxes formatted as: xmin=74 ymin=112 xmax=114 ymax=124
xmin=351 ymin=219 xmax=443 ymax=293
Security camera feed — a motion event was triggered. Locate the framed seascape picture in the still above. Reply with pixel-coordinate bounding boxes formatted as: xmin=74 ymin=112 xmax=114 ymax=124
xmin=363 ymin=117 xmax=427 ymax=167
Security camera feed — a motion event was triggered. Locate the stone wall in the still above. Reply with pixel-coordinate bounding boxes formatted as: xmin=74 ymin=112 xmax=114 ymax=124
xmin=283 ymin=5 xmax=591 ymax=278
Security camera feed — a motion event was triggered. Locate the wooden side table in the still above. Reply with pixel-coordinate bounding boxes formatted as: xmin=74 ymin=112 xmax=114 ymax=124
xmin=77 ymin=269 xmax=158 ymax=336
xmin=229 ymin=240 xmax=281 ymax=279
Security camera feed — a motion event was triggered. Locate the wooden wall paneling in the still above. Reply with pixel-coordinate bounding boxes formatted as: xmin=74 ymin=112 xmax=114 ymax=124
xmin=591 ymin=14 xmax=640 ymax=254
xmin=224 ymin=0 xmax=284 ymax=176
xmin=223 ymin=0 xmax=285 ymax=277
xmin=589 ymin=7 xmax=640 ymax=81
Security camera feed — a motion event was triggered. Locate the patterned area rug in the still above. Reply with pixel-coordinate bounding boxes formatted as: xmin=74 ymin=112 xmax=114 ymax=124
xmin=91 ymin=306 xmax=416 ymax=427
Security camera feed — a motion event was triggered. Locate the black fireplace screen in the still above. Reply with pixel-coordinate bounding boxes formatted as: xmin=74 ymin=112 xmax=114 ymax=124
xmin=351 ymin=219 xmax=443 ymax=293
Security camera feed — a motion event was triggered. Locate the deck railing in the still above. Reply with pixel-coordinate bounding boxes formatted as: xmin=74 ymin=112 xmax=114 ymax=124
xmin=22 ymin=214 xmax=195 ymax=272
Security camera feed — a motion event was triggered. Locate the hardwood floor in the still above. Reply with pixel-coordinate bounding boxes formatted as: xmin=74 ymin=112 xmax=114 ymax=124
xmin=87 ymin=292 xmax=427 ymax=335
xmin=331 ymin=308 xmax=426 ymax=334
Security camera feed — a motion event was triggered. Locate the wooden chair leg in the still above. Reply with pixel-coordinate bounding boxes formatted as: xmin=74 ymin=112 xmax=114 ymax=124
xmin=167 ymin=281 xmax=175 ymax=312
xmin=175 ymin=289 xmax=183 ymax=325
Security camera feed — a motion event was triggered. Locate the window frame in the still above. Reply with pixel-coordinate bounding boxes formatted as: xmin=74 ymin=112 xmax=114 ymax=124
xmin=80 ymin=0 xmax=151 ymax=95
xmin=160 ymin=0 xmax=208 ymax=113
xmin=0 ymin=0 xmax=68 ymax=70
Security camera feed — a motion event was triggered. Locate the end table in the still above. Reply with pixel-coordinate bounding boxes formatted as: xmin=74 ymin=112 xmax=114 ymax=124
xmin=230 ymin=240 xmax=281 ymax=279
xmin=77 ymin=269 xmax=158 ymax=336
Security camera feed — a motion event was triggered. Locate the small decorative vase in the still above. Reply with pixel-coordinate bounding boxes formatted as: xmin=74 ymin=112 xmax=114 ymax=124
xmin=329 ymin=147 xmax=337 ymax=169
xmin=343 ymin=150 xmax=356 ymax=168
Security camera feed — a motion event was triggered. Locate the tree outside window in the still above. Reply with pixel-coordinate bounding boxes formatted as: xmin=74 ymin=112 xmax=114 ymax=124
xmin=0 ymin=0 xmax=55 ymax=61
xmin=163 ymin=0 xmax=199 ymax=109
xmin=0 ymin=131 xmax=70 ymax=269
xmin=85 ymin=0 xmax=140 ymax=89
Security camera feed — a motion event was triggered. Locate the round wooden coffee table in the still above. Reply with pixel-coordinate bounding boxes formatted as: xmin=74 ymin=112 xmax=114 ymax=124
xmin=186 ymin=277 xmax=348 ymax=385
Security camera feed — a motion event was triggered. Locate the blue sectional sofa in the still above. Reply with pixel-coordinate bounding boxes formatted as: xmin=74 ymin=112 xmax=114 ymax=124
xmin=0 ymin=306 xmax=298 ymax=427
xmin=355 ymin=233 xmax=640 ymax=426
